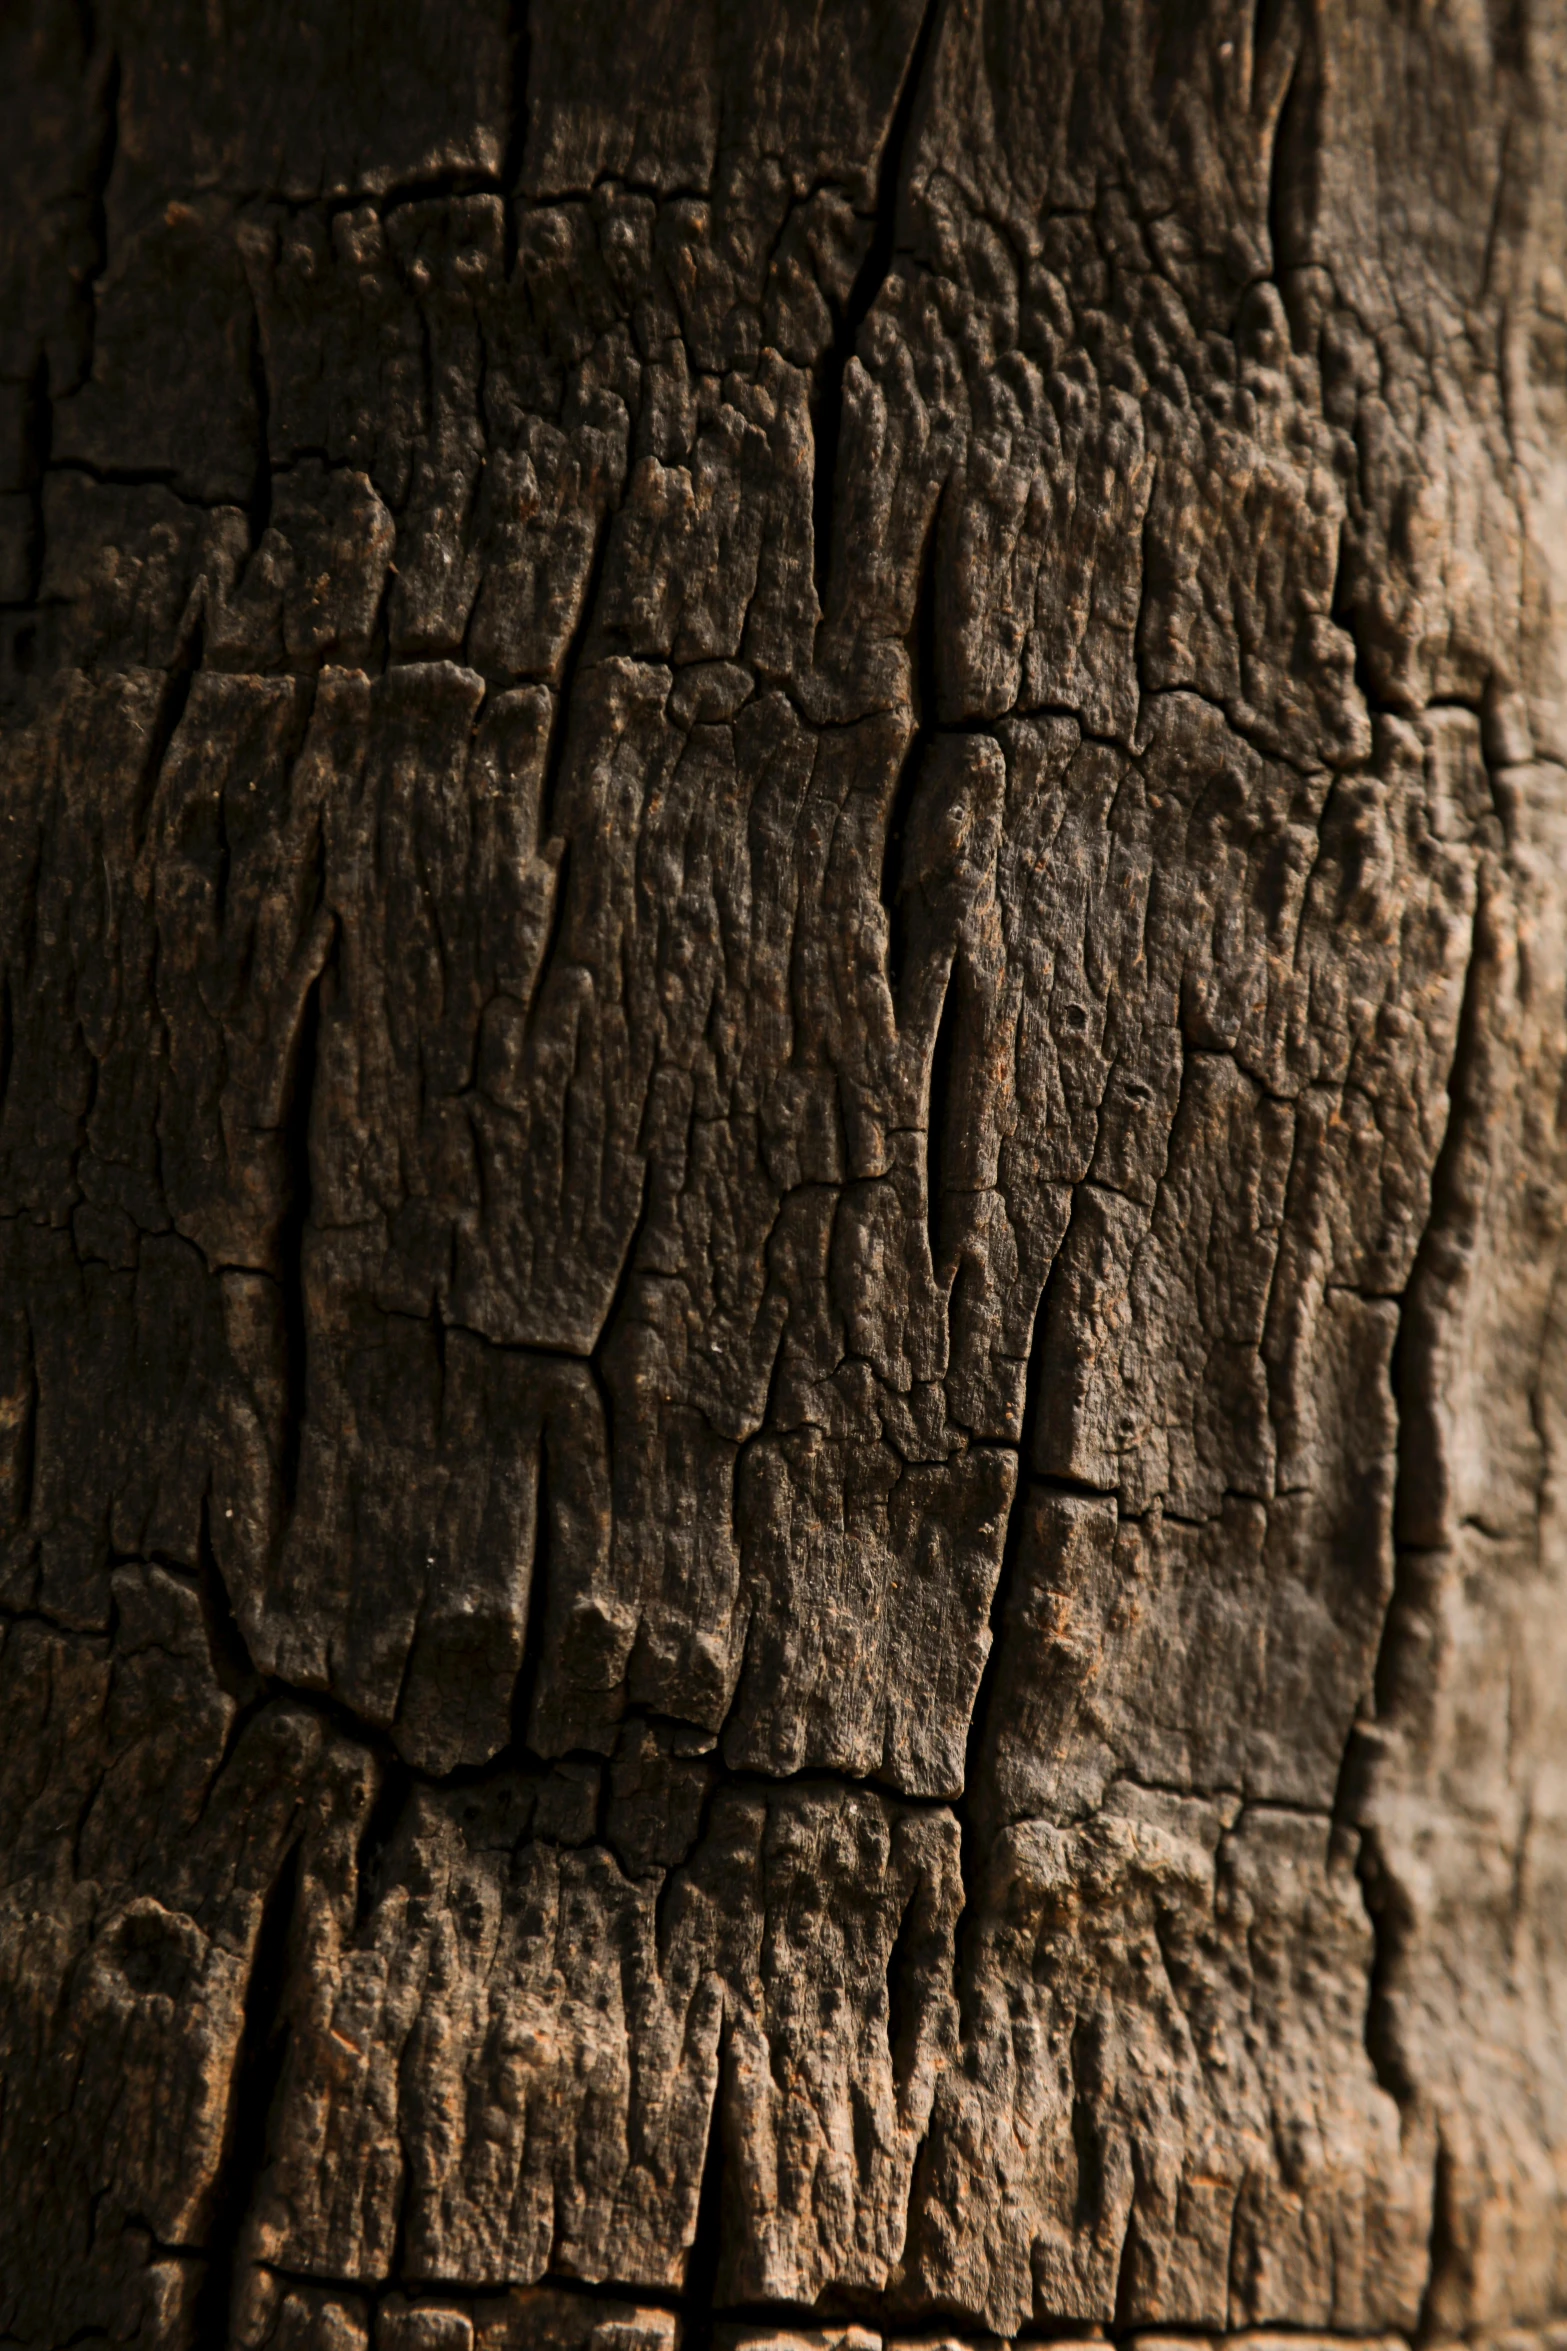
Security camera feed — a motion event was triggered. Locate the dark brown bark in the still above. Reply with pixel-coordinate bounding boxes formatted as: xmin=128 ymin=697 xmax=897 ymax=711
xmin=2 ymin=3 xmax=1567 ymax=2346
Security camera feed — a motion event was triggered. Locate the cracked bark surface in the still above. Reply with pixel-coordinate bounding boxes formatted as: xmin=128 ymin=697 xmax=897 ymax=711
xmin=4 ymin=0 xmax=1567 ymax=2344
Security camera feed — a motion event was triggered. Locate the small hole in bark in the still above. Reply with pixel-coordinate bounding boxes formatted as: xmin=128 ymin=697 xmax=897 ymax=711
xmin=110 ymin=1904 xmax=198 ymax=2001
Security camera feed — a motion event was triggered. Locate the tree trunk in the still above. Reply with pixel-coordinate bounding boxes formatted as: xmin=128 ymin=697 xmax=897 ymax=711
xmin=3 ymin=1 xmax=1566 ymax=2344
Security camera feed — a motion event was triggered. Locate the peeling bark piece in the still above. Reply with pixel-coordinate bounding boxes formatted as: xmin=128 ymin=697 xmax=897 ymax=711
xmin=727 ymin=1431 xmax=1014 ymax=1795
xmin=718 ymin=2333 xmax=879 ymax=2351
xmin=719 ymin=1786 xmax=961 ymax=2307
xmin=908 ymin=1791 xmax=1429 ymax=2334
xmin=236 ymin=2273 xmax=372 ymax=2351
xmin=200 ymin=463 xmax=394 ymax=671
xmin=249 ymin=1769 xmax=727 ymax=2290
xmin=245 ymin=1773 xmax=958 ymax=2311
xmin=472 ymin=2292 xmax=678 ymax=2351
xmin=376 ymin=2302 xmax=475 ymax=2351
xmin=468 ymin=407 xmax=629 ymax=682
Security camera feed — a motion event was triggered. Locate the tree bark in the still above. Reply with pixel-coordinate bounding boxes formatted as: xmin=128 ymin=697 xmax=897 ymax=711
xmin=3 ymin=1 xmax=1567 ymax=2344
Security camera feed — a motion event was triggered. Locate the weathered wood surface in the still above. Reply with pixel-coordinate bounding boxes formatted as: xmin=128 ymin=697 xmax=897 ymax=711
xmin=3 ymin=0 xmax=1567 ymax=2341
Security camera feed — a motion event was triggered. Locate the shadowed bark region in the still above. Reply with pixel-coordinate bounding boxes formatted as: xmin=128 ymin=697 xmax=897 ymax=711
xmin=4 ymin=1 xmax=1567 ymax=2345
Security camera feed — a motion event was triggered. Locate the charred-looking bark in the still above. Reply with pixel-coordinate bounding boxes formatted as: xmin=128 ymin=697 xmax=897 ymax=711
xmin=3 ymin=2 xmax=1567 ymax=2346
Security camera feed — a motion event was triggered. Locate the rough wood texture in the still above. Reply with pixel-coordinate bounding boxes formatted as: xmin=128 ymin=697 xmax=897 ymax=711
xmin=3 ymin=0 xmax=1567 ymax=2342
